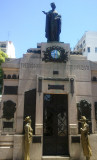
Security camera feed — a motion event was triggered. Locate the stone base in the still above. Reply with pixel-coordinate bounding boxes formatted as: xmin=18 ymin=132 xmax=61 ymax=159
xmin=42 ymin=156 xmax=70 ymax=160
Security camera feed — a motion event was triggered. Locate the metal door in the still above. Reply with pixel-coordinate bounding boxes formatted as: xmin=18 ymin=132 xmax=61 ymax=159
xmin=43 ymin=94 xmax=69 ymax=155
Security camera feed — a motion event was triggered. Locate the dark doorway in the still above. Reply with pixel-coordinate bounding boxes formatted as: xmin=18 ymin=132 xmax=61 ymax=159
xmin=24 ymin=89 xmax=36 ymax=134
xmin=43 ymin=94 xmax=69 ymax=156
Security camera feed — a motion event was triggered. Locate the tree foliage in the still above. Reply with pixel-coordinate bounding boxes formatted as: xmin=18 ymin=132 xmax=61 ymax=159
xmin=0 ymin=51 xmax=8 ymax=64
xmin=0 ymin=51 xmax=8 ymax=94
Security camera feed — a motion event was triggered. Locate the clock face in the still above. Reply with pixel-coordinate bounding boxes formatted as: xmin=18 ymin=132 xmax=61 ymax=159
xmin=42 ymin=46 xmax=68 ymax=63
xmin=51 ymin=50 xmax=60 ymax=59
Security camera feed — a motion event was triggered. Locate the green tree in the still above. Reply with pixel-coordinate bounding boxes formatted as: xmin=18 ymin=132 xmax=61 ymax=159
xmin=0 ymin=51 xmax=8 ymax=94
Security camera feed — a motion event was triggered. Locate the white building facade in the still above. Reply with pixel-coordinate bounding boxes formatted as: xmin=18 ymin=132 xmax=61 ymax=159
xmin=74 ymin=31 xmax=97 ymax=61
xmin=0 ymin=41 xmax=15 ymax=58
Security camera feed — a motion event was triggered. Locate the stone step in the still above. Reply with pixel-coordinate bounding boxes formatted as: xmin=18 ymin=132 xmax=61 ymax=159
xmin=42 ymin=156 xmax=70 ymax=160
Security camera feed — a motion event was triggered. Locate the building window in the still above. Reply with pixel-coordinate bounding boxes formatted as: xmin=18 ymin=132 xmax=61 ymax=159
xmin=83 ymin=40 xmax=85 ymax=44
xmin=1 ymin=44 xmax=6 ymax=48
xmin=87 ymin=47 xmax=90 ymax=53
xmin=80 ymin=44 xmax=82 ymax=48
xmin=77 ymin=46 xmax=79 ymax=50
xmin=83 ymin=48 xmax=85 ymax=52
xmin=95 ymin=47 xmax=97 ymax=53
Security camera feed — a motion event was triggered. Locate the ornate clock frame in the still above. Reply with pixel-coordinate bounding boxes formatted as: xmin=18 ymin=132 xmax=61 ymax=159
xmin=42 ymin=46 xmax=68 ymax=63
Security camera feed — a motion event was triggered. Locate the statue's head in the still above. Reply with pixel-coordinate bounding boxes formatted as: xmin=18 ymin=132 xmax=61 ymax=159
xmin=81 ymin=116 xmax=87 ymax=122
xmin=24 ymin=116 xmax=31 ymax=123
xmin=51 ymin=2 xmax=56 ymax=10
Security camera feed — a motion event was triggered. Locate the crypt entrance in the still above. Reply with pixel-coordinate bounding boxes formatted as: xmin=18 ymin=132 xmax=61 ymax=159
xmin=43 ymin=94 xmax=69 ymax=156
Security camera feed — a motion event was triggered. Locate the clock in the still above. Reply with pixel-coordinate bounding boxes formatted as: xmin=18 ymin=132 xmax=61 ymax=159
xmin=51 ymin=50 xmax=60 ymax=59
xmin=42 ymin=46 xmax=68 ymax=63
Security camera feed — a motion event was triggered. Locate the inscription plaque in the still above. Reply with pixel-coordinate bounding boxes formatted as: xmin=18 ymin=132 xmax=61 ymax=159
xmin=53 ymin=71 xmax=59 ymax=75
xmin=3 ymin=122 xmax=13 ymax=128
xmin=48 ymin=85 xmax=64 ymax=90
xmin=71 ymin=136 xmax=80 ymax=143
xmin=33 ymin=136 xmax=41 ymax=143
xmin=4 ymin=86 xmax=18 ymax=95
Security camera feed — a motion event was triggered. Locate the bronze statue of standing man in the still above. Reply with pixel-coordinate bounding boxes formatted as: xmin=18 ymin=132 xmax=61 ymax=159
xmin=42 ymin=3 xmax=61 ymax=42
xmin=24 ymin=116 xmax=33 ymax=160
xmin=80 ymin=116 xmax=92 ymax=160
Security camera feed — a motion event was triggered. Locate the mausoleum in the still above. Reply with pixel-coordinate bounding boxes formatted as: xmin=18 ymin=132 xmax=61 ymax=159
xmin=0 ymin=3 xmax=97 ymax=160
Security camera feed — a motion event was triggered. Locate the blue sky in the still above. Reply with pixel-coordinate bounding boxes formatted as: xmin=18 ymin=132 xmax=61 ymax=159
xmin=0 ymin=0 xmax=97 ymax=58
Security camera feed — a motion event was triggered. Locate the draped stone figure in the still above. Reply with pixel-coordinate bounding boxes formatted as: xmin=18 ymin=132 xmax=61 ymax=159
xmin=80 ymin=116 xmax=92 ymax=160
xmin=24 ymin=116 xmax=33 ymax=160
xmin=42 ymin=3 xmax=61 ymax=42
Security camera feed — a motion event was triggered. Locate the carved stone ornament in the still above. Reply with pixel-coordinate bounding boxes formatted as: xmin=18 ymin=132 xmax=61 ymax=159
xmin=77 ymin=99 xmax=92 ymax=133
xmin=3 ymin=100 xmax=16 ymax=120
xmin=42 ymin=46 xmax=68 ymax=63
xmin=77 ymin=99 xmax=91 ymax=120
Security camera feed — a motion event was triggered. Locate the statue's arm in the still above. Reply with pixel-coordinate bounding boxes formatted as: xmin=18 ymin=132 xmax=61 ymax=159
xmin=81 ymin=125 xmax=89 ymax=137
xmin=42 ymin=11 xmax=47 ymax=15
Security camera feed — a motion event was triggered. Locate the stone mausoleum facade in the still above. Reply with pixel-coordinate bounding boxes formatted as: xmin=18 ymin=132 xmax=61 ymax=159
xmin=0 ymin=42 xmax=97 ymax=160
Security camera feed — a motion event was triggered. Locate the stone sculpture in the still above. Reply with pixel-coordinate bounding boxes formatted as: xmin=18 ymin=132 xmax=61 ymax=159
xmin=42 ymin=2 xmax=61 ymax=42
xmin=24 ymin=116 xmax=33 ymax=160
xmin=80 ymin=116 xmax=92 ymax=160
